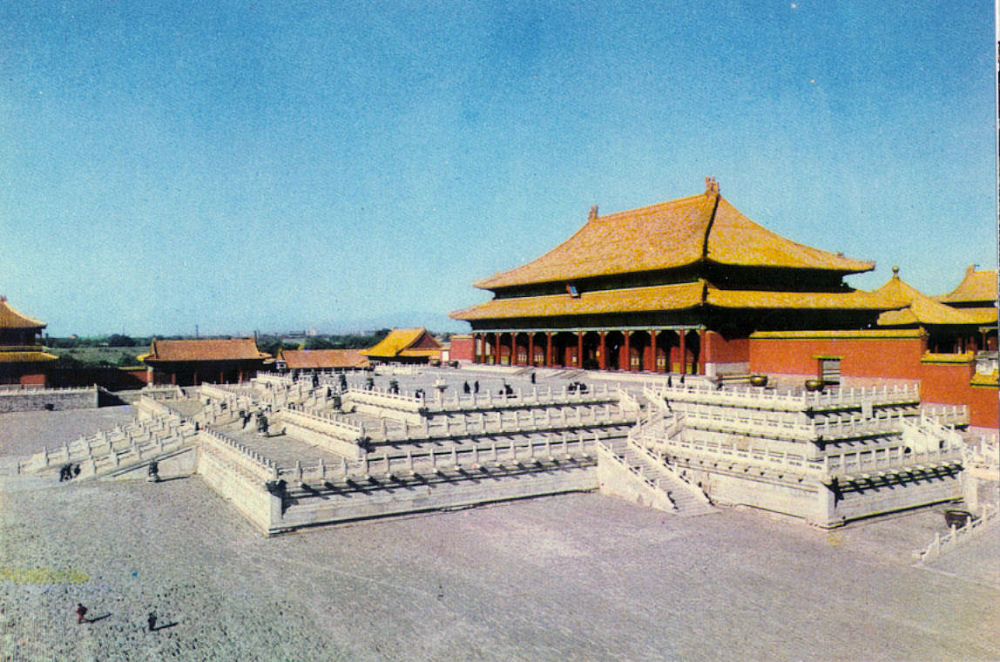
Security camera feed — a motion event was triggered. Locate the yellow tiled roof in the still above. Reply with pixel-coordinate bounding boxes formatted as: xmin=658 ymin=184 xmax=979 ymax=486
xmin=451 ymin=282 xmax=705 ymax=320
xmin=144 ymin=338 xmax=269 ymax=363
xmin=361 ymin=328 xmax=441 ymax=358
xmin=474 ymin=190 xmax=873 ymax=290
xmin=0 ymin=350 xmax=58 ymax=363
xmin=874 ymin=271 xmax=984 ymax=326
xmin=0 ymin=298 xmax=46 ymax=330
xmin=936 ymin=265 xmax=998 ymax=305
xmin=278 ymin=349 xmax=370 ymax=370
xmin=705 ymin=287 xmax=887 ymax=310
xmin=451 ymin=281 xmax=887 ymax=321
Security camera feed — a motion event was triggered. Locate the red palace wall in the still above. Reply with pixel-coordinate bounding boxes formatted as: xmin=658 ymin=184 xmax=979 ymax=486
xmin=449 ymin=335 xmax=474 ymax=362
xmin=750 ymin=332 xmax=998 ymax=429
xmin=750 ymin=333 xmax=925 ymax=380
xmin=20 ymin=373 xmax=47 ymax=386
xmin=704 ymin=332 xmax=749 ymax=364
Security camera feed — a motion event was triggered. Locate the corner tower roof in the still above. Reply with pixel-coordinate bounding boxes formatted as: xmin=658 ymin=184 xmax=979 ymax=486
xmin=474 ymin=183 xmax=874 ymax=290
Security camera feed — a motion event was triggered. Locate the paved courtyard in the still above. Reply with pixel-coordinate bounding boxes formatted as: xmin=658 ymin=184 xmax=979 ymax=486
xmin=1 ymin=475 xmax=997 ymax=661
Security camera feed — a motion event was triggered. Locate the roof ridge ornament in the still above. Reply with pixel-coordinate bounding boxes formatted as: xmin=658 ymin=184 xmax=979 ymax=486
xmin=704 ymin=176 xmax=719 ymax=197
xmin=588 ymin=205 xmax=598 ymax=221
xmin=892 ymin=266 xmax=900 ymax=279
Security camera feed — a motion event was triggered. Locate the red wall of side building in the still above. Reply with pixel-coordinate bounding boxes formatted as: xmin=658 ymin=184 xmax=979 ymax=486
xmin=704 ymin=332 xmax=749 ymax=364
xmin=750 ymin=335 xmax=926 ymax=380
xmin=449 ymin=336 xmax=474 ymax=362
xmin=750 ymin=333 xmax=997 ymax=429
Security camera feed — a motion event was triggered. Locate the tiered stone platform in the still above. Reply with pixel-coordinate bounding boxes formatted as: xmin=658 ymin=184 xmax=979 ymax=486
xmin=630 ymin=380 xmax=971 ymax=527
xmin=16 ymin=369 xmax=988 ymax=536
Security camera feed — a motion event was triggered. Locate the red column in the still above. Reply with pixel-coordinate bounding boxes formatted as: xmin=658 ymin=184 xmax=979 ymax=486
xmin=679 ymin=330 xmax=687 ymax=374
xmin=528 ymin=334 xmax=535 ymax=366
xmin=545 ymin=332 xmax=553 ymax=366
xmin=645 ymin=330 xmax=655 ymax=372
xmin=623 ymin=331 xmax=631 ymax=372
xmin=495 ymin=332 xmax=501 ymax=365
xmin=511 ymin=334 xmax=519 ymax=366
xmin=472 ymin=333 xmax=478 ymax=364
xmin=598 ymin=331 xmax=607 ymax=370
xmin=697 ymin=329 xmax=706 ymax=375
xmin=577 ymin=332 xmax=583 ymax=368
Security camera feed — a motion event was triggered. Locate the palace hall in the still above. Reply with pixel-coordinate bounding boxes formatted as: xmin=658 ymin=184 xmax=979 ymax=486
xmin=451 ymin=179 xmax=891 ymax=376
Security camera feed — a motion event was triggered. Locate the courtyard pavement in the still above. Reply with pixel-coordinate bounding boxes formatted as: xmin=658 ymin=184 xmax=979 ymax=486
xmin=0 ymin=384 xmax=997 ymax=661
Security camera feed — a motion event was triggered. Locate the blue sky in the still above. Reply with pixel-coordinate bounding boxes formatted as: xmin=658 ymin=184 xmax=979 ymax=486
xmin=1 ymin=2 xmax=995 ymax=336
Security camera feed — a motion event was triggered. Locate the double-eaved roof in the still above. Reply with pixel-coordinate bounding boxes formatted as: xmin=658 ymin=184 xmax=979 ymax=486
xmin=474 ymin=187 xmax=873 ymax=291
xmin=874 ymin=268 xmax=993 ymax=327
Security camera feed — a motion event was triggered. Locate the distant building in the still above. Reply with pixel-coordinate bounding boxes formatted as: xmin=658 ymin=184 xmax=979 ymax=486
xmin=0 ymin=296 xmax=57 ymax=386
xmin=276 ymin=349 xmax=370 ymax=372
xmin=361 ymin=328 xmax=443 ymax=365
xmin=139 ymin=338 xmax=270 ymax=386
xmin=451 ymin=179 xmax=889 ymax=376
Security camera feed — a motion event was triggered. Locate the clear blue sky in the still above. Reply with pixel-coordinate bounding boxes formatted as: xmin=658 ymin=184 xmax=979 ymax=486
xmin=1 ymin=2 xmax=995 ymax=337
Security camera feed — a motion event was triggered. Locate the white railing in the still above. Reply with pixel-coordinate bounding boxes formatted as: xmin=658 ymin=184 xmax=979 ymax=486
xmin=280 ymin=405 xmax=366 ymax=442
xmin=645 ymin=381 xmax=920 ymax=412
xmin=198 ymin=427 xmax=279 ymax=483
xmin=677 ymin=405 xmax=910 ymax=442
xmin=421 ymin=383 xmax=618 ymax=413
xmin=963 ymin=433 xmax=999 ymax=470
xmin=24 ymin=411 xmax=195 ymax=474
xmin=283 ymin=431 xmax=598 ymax=485
xmin=912 ymin=504 xmax=998 ymax=564
xmin=636 ymin=432 xmax=827 ymax=478
xmin=373 ymin=403 xmax=633 ymax=443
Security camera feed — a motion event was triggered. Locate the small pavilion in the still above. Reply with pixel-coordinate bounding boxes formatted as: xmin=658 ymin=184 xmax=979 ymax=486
xmin=874 ymin=267 xmax=994 ymax=353
xmin=451 ymin=179 xmax=891 ymax=376
xmin=361 ymin=328 xmax=442 ymax=365
xmin=0 ymin=296 xmax=57 ymax=386
xmin=934 ymin=265 xmax=998 ymax=352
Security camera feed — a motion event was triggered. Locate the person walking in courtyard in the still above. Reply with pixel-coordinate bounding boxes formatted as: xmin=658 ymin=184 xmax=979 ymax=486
xmin=147 ymin=612 xmax=157 ymax=632
xmin=75 ymin=603 xmax=88 ymax=624
xmin=474 ymin=380 xmax=479 ymax=393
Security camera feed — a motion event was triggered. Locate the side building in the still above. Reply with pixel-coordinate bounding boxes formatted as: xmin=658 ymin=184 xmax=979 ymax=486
xmin=451 ymin=179 xmax=891 ymax=376
xmin=0 ymin=296 xmax=57 ymax=386
xmin=140 ymin=338 xmax=270 ymax=386
xmin=360 ymin=328 xmax=443 ymax=365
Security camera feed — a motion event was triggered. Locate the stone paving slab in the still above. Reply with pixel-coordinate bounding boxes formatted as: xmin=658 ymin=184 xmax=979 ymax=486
xmin=1 ymin=478 xmax=997 ymax=662
xmin=0 ymin=406 xmax=134 ymax=458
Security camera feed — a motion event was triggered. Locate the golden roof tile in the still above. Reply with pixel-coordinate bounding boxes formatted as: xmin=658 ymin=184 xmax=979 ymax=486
xmin=936 ymin=265 xmax=998 ymax=305
xmin=0 ymin=350 xmax=58 ymax=363
xmin=0 ymin=297 xmax=46 ymax=330
xmin=451 ymin=281 xmax=886 ymax=321
xmin=474 ymin=187 xmax=873 ymax=290
xmin=361 ymin=328 xmax=442 ymax=358
xmin=705 ymin=287 xmax=887 ymax=310
xmin=451 ymin=282 xmax=706 ymax=320
xmin=873 ymin=269 xmax=984 ymax=326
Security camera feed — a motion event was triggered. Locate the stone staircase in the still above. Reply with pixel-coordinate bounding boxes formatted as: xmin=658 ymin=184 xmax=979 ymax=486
xmin=622 ymin=441 xmax=716 ymax=517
